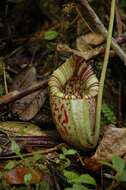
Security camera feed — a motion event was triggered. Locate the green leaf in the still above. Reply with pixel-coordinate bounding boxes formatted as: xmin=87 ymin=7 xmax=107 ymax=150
xmin=101 ymin=103 xmax=117 ymax=124
xmin=63 ymin=170 xmax=79 ymax=182
xmin=99 ymin=160 xmax=113 ymax=168
xmin=71 ymin=174 xmax=96 ymax=185
xmin=59 ymin=154 xmax=66 ymax=159
xmin=65 ymin=184 xmax=91 ymax=190
xmin=112 ymin=155 xmax=125 ymax=172
xmin=62 ymin=147 xmax=68 ymax=154
xmin=63 ymin=170 xmax=96 ymax=186
xmin=38 ymin=181 xmax=50 ymax=190
xmin=10 ymin=140 xmax=20 ymax=155
xmin=64 ymin=149 xmax=77 ymax=156
xmin=5 ymin=161 xmax=16 ymax=170
xmin=24 ymin=173 xmax=32 ymax=185
xmin=61 ymin=147 xmax=77 ymax=156
xmin=33 ymin=154 xmax=43 ymax=162
xmin=79 ymin=174 xmax=96 ymax=185
xmin=119 ymin=171 xmax=126 ymax=182
xmin=44 ymin=30 xmax=59 ymax=41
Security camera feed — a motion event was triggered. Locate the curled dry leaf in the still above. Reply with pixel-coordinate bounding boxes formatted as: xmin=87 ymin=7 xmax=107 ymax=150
xmin=11 ymin=87 xmax=48 ymax=121
xmin=5 ymin=167 xmax=43 ymax=185
xmin=10 ymin=66 xmax=47 ymax=120
xmin=10 ymin=66 xmax=36 ymax=91
xmin=92 ymin=125 xmax=126 ymax=162
xmin=76 ymin=33 xmax=105 ymax=52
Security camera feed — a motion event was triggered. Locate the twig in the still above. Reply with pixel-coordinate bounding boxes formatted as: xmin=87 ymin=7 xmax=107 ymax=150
xmin=0 ymin=57 xmax=8 ymax=94
xmin=95 ymin=0 xmax=116 ymax=142
xmin=79 ymin=0 xmax=126 ymax=65
xmin=75 ymin=6 xmax=95 ymax=33
xmin=0 ymin=143 xmax=64 ymax=160
xmin=4 ymin=46 xmax=23 ymax=60
xmin=0 ymin=79 xmax=48 ymax=105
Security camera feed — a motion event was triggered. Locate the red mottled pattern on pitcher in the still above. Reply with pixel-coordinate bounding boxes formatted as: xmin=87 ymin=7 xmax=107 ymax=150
xmin=50 ymin=96 xmax=70 ymax=137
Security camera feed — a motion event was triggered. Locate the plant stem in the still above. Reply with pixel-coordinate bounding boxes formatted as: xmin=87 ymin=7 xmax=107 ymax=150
xmin=95 ymin=0 xmax=116 ymax=142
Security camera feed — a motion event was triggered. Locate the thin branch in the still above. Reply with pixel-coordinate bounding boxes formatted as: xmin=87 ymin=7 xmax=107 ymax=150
xmin=79 ymin=0 xmax=126 ymax=65
xmin=0 ymin=79 xmax=48 ymax=105
xmin=0 ymin=143 xmax=64 ymax=160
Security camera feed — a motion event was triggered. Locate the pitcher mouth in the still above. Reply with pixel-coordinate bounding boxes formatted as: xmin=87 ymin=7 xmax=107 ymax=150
xmin=48 ymin=57 xmax=99 ymax=100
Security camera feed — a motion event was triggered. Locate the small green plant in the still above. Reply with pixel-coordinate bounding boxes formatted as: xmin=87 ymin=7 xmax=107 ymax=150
xmin=4 ymin=160 xmax=17 ymax=170
xmin=63 ymin=170 xmax=96 ymax=190
xmin=101 ymin=103 xmax=117 ymax=124
xmin=44 ymin=30 xmax=59 ymax=41
xmin=59 ymin=147 xmax=77 ymax=168
xmin=11 ymin=140 xmax=21 ymax=156
xmin=100 ymin=155 xmax=126 ymax=189
xmin=59 ymin=147 xmax=77 ymax=160
xmin=24 ymin=173 xmax=32 ymax=185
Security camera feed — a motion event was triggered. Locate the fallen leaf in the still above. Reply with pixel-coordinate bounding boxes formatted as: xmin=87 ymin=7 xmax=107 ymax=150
xmin=9 ymin=66 xmax=47 ymax=120
xmin=11 ymin=87 xmax=48 ymax=120
xmin=10 ymin=66 xmax=36 ymax=91
xmin=57 ymin=43 xmax=104 ymax=60
xmin=77 ymin=33 xmax=105 ymax=52
xmin=0 ymin=121 xmax=48 ymax=136
xmin=92 ymin=125 xmax=126 ymax=162
xmin=0 ymin=164 xmax=4 ymax=172
xmin=84 ymin=157 xmax=101 ymax=172
xmin=5 ymin=167 xmax=43 ymax=184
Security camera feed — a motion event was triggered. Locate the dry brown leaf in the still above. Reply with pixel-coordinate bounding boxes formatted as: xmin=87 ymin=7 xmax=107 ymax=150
xmin=5 ymin=167 xmax=43 ymax=184
xmin=77 ymin=33 xmax=105 ymax=52
xmin=11 ymin=87 xmax=48 ymax=121
xmin=57 ymin=43 xmax=104 ymax=60
xmin=92 ymin=125 xmax=126 ymax=162
xmin=10 ymin=66 xmax=36 ymax=91
xmin=10 ymin=66 xmax=47 ymax=120
xmin=84 ymin=157 xmax=101 ymax=172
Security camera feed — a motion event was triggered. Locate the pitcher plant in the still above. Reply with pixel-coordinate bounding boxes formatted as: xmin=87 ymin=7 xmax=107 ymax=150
xmin=48 ymin=56 xmax=99 ymax=149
